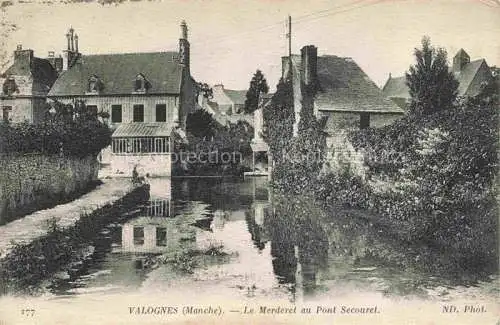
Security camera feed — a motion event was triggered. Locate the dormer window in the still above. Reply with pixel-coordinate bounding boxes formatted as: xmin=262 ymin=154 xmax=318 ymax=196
xmin=87 ymin=75 xmax=103 ymax=94
xmin=134 ymin=74 xmax=150 ymax=93
xmin=2 ymin=77 xmax=18 ymax=96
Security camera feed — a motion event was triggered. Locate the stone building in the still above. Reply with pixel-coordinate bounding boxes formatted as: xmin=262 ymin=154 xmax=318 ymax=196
xmin=282 ymin=45 xmax=404 ymax=137
xmin=0 ymin=45 xmax=59 ymax=123
xmin=48 ymin=23 xmax=197 ymax=129
xmin=47 ymin=22 xmax=198 ymax=177
xmin=382 ymin=48 xmax=494 ymax=109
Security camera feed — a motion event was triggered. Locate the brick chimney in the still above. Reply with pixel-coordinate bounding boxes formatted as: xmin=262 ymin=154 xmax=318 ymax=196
xmin=179 ymin=20 xmax=190 ymax=71
xmin=453 ymin=49 xmax=470 ymax=73
xmin=300 ymin=45 xmax=317 ymax=86
xmin=63 ymin=27 xmax=79 ymax=71
xmin=14 ymin=45 xmax=33 ymax=72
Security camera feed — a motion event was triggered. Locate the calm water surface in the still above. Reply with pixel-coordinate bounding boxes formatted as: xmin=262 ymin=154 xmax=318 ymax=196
xmin=46 ymin=177 xmax=498 ymax=303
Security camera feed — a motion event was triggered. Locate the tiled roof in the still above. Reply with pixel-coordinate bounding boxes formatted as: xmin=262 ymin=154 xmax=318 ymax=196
xmin=382 ymin=59 xmax=491 ymax=100
xmin=224 ymin=89 xmax=247 ymax=105
xmin=48 ymin=52 xmax=183 ymax=97
xmin=314 ymin=56 xmax=403 ymax=113
xmin=112 ymin=122 xmax=174 ymax=138
xmin=455 ymin=59 xmax=487 ymax=95
xmin=382 ymin=76 xmax=409 ymax=99
xmin=3 ymin=57 xmax=58 ymax=95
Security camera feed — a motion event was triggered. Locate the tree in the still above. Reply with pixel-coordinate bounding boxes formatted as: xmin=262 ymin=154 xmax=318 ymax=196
xmin=244 ymin=70 xmax=269 ymax=114
xmin=262 ymin=77 xmax=294 ymax=163
xmin=197 ymin=82 xmax=213 ymax=100
xmin=406 ymin=36 xmax=459 ymax=116
xmin=186 ymin=109 xmax=217 ymax=139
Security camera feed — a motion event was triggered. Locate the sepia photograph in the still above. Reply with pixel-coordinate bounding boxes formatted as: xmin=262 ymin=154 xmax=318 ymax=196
xmin=0 ymin=0 xmax=498 ymax=324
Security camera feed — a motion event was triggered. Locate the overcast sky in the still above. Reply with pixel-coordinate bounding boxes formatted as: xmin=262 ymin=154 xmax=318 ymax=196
xmin=2 ymin=0 xmax=499 ymax=91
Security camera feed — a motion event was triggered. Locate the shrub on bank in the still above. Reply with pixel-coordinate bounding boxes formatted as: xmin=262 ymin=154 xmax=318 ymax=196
xmin=0 ymin=100 xmax=112 ymax=158
xmin=341 ymin=77 xmax=499 ymax=242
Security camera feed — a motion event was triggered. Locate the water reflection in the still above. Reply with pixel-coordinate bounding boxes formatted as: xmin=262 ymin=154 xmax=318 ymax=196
xmin=45 ymin=177 xmax=497 ymax=302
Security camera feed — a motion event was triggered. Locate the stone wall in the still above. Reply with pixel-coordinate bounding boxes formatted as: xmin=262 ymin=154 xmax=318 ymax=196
xmin=0 ymin=154 xmax=99 ymax=224
xmin=52 ymin=95 xmax=179 ymax=126
xmin=323 ymin=130 xmax=368 ymax=181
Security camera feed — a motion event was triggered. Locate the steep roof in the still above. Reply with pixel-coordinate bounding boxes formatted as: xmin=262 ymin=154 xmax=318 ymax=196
xmin=315 ymin=56 xmax=403 ymax=113
xmin=382 ymin=58 xmax=491 ymax=100
xmin=224 ymin=89 xmax=247 ymax=105
xmin=3 ymin=57 xmax=58 ymax=95
xmin=48 ymin=52 xmax=183 ymax=97
xmin=382 ymin=76 xmax=409 ymax=99
xmin=112 ymin=122 xmax=174 ymax=138
xmin=455 ymin=59 xmax=487 ymax=95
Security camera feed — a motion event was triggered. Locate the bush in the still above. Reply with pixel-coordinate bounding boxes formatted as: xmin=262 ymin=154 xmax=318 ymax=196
xmin=0 ymin=100 xmax=112 ymax=158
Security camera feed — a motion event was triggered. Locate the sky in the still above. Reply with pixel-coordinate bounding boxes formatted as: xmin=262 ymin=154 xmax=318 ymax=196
xmin=1 ymin=0 xmax=499 ymax=91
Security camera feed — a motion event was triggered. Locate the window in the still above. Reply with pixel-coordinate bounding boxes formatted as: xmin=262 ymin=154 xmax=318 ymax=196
xmin=156 ymin=104 xmax=167 ymax=122
xmin=87 ymin=105 xmax=98 ymax=117
xmin=2 ymin=78 xmax=17 ymax=96
xmin=156 ymin=227 xmax=167 ymax=246
xmin=134 ymin=74 xmax=149 ymax=92
xmin=133 ymin=105 xmax=144 ymax=122
xmin=133 ymin=227 xmax=144 ymax=246
xmin=111 ymin=105 xmax=122 ymax=123
xmin=88 ymin=75 xmax=102 ymax=93
xmin=112 ymin=137 xmax=170 ymax=154
xmin=147 ymin=199 xmax=170 ymax=217
xmin=360 ymin=113 xmax=370 ymax=129
xmin=2 ymin=106 xmax=11 ymax=122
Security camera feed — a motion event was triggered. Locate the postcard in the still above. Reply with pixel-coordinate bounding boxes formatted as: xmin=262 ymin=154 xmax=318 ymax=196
xmin=0 ymin=0 xmax=498 ymax=324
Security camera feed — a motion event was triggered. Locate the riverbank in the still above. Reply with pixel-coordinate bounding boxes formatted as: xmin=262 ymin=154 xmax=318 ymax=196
xmin=0 ymin=178 xmax=141 ymax=259
xmin=0 ymin=179 xmax=149 ymax=295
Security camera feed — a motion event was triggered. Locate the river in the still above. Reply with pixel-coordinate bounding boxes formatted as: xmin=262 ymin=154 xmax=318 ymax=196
xmin=0 ymin=177 xmax=498 ymax=324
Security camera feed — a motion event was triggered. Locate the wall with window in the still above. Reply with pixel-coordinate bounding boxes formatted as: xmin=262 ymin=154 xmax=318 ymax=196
xmin=0 ymin=98 xmax=33 ymax=123
xmin=119 ymin=217 xmax=195 ymax=253
xmin=321 ymin=110 xmax=404 ymax=133
xmin=50 ymin=95 xmax=180 ymax=126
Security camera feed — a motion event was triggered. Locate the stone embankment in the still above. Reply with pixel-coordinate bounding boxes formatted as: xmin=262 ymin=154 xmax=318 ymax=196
xmin=0 ymin=178 xmax=143 ymax=259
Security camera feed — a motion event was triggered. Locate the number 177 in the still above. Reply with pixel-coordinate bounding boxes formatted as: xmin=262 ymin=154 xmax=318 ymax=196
xmin=21 ymin=309 xmax=35 ymax=317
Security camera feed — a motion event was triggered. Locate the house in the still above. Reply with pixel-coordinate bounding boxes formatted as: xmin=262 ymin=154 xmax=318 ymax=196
xmin=382 ymin=49 xmax=494 ymax=109
xmin=199 ymin=84 xmax=255 ymax=127
xmin=282 ymin=45 xmax=404 ymax=137
xmin=47 ymin=22 xmax=198 ymax=177
xmin=0 ymin=45 xmax=59 ymax=123
xmin=211 ymin=84 xmax=246 ymax=115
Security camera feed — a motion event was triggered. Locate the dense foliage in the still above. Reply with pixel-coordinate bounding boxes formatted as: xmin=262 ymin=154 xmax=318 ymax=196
xmin=186 ymin=109 xmax=217 ymax=139
xmin=405 ymin=37 xmax=459 ymax=116
xmin=0 ymin=100 xmax=112 ymax=158
xmin=263 ymin=76 xmax=326 ymax=193
xmin=262 ymin=77 xmax=294 ymax=162
xmin=344 ymin=63 xmax=499 ymax=244
xmin=175 ymin=109 xmax=254 ymax=176
xmin=244 ymin=70 xmax=269 ymax=114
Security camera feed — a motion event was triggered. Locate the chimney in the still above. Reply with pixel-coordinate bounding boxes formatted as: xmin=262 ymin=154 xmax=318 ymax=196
xmin=452 ymin=49 xmax=470 ymax=73
xmin=179 ymin=20 xmax=190 ymax=70
xmin=47 ymin=51 xmax=56 ymax=69
xmin=300 ymin=45 xmax=317 ymax=86
xmin=63 ymin=27 xmax=79 ymax=71
xmin=55 ymin=55 xmax=63 ymax=72
xmin=69 ymin=27 xmax=75 ymax=51
xmin=74 ymin=34 xmax=79 ymax=53
xmin=14 ymin=45 xmax=34 ymax=71
xmin=180 ymin=20 xmax=188 ymax=40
